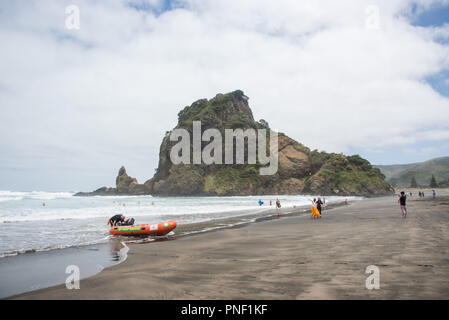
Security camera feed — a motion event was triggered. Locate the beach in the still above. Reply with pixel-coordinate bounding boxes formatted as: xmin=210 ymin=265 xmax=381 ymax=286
xmin=0 ymin=192 xmax=355 ymax=298
xmin=10 ymin=193 xmax=449 ymax=300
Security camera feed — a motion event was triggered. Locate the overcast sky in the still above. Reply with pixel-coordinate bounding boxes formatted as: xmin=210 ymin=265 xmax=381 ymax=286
xmin=1 ymin=0 xmax=449 ymax=191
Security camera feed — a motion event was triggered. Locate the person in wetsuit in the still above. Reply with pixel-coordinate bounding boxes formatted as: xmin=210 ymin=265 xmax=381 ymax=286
xmin=108 ymin=214 xmax=125 ymax=227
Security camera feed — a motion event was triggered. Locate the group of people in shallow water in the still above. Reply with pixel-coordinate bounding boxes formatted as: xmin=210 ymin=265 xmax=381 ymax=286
xmin=259 ymin=198 xmax=281 ymax=208
xmin=259 ymin=198 xmax=282 ymax=216
xmin=403 ymin=190 xmax=437 ymax=199
xmin=258 ymin=196 xmax=328 ymax=219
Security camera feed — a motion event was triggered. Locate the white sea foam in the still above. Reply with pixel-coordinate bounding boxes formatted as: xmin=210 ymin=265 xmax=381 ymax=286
xmin=0 ymin=190 xmax=74 ymax=201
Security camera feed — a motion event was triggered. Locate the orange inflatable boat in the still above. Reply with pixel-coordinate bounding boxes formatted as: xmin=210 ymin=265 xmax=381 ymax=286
xmin=110 ymin=221 xmax=177 ymax=236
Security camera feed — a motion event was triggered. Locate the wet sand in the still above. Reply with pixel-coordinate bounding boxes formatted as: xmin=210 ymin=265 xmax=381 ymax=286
xmin=10 ymin=195 xmax=449 ymax=299
xmin=0 ymin=239 xmax=128 ymax=299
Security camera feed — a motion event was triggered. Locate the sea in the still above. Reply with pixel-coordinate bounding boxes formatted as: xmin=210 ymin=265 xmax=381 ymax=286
xmin=0 ymin=190 xmax=361 ymax=297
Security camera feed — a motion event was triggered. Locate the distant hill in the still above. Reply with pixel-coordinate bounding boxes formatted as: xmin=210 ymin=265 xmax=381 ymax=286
xmin=375 ymin=157 xmax=449 ymax=188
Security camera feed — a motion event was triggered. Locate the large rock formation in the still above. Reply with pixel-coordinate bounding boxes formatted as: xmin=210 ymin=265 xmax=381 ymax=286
xmin=75 ymin=90 xmax=393 ymax=197
xmin=74 ymin=166 xmax=150 ymax=196
xmin=143 ymin=90 xmax=394 ymax=196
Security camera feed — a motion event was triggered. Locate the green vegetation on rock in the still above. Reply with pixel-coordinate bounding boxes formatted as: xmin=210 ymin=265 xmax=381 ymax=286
xmin=145 ymin=90 xmax=393 ymax=196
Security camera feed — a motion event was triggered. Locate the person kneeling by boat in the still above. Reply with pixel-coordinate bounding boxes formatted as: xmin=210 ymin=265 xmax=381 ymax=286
xmin=108 ymin=215 xmax=135 ymax=227
xmin=108 ymin=214 xmax=124 ymax=227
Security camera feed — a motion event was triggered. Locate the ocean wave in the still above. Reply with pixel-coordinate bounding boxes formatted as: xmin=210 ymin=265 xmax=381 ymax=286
xmin=25 ymin=191 xmax=74 ymax=200
xmin=0 ymin=197 xmax=23 ymax=202
xmin=0 ymin=190 xmax=74 ymax=201
xmin=0 ymin=207 xmax=268 ymax=223
xmin=0 ymin=235 xmax=111 ymax=259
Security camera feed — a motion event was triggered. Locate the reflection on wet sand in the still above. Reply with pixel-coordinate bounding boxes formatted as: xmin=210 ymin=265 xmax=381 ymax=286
xmin=109 ymin=237 xmax=126 ymax=262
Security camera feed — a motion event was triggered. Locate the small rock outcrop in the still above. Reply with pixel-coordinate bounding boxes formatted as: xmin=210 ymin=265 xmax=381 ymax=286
xmin=74 ymin=166 xmax=150 ymax=196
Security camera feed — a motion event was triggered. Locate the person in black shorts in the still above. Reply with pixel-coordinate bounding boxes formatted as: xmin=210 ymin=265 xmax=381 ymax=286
xmin=398 ymin=192 xmax=407 ymax=218
xmin=316 ymin=197 xmax=324 ymax=217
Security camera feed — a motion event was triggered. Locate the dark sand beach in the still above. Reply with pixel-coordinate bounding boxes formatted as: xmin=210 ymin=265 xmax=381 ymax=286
xmin=10 ymin=195 xmax=449 ymax=299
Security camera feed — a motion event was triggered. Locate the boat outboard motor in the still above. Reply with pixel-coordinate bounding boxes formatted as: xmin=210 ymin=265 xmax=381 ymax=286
xmin=121 ymin=217 xmax=135 ymax=226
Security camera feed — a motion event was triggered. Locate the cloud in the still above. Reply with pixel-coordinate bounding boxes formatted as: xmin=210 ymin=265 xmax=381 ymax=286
xmin=0 ymin=0 xmax=449 ymax=190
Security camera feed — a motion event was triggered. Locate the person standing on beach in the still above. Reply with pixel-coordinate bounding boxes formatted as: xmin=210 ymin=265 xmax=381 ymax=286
xmin=432 ymin=190 xmax=436 ymax=200
xmin=316 ymin=197 xmax=323 ymax=217
xmin=398 ymin=192 xmax=407 ymax=219
xmin=276 ymin=198 xmax=281 ymax=216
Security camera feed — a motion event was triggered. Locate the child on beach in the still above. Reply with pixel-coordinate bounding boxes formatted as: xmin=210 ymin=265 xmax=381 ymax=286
xmin=398 ymin=192 xmax=407 ymax=219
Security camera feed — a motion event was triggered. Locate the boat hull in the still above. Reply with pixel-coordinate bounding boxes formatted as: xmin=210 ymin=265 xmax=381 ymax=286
xmin=110 ymin=221 xmax=177 ymax=236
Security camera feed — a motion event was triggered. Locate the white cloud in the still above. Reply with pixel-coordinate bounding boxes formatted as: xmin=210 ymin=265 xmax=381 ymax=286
xmin=0 ymin=0 xmax=449 ymax=189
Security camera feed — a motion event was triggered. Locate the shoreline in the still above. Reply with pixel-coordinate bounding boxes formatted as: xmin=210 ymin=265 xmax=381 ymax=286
xmin=8 ymin=194 xmax=449 ymax=299
xmin=0 ymin=199 xmax=349 ymax=298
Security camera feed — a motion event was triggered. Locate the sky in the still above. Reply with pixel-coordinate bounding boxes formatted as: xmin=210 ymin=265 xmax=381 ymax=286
xmin=0 ymin=0 xmax=449 ymax=191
